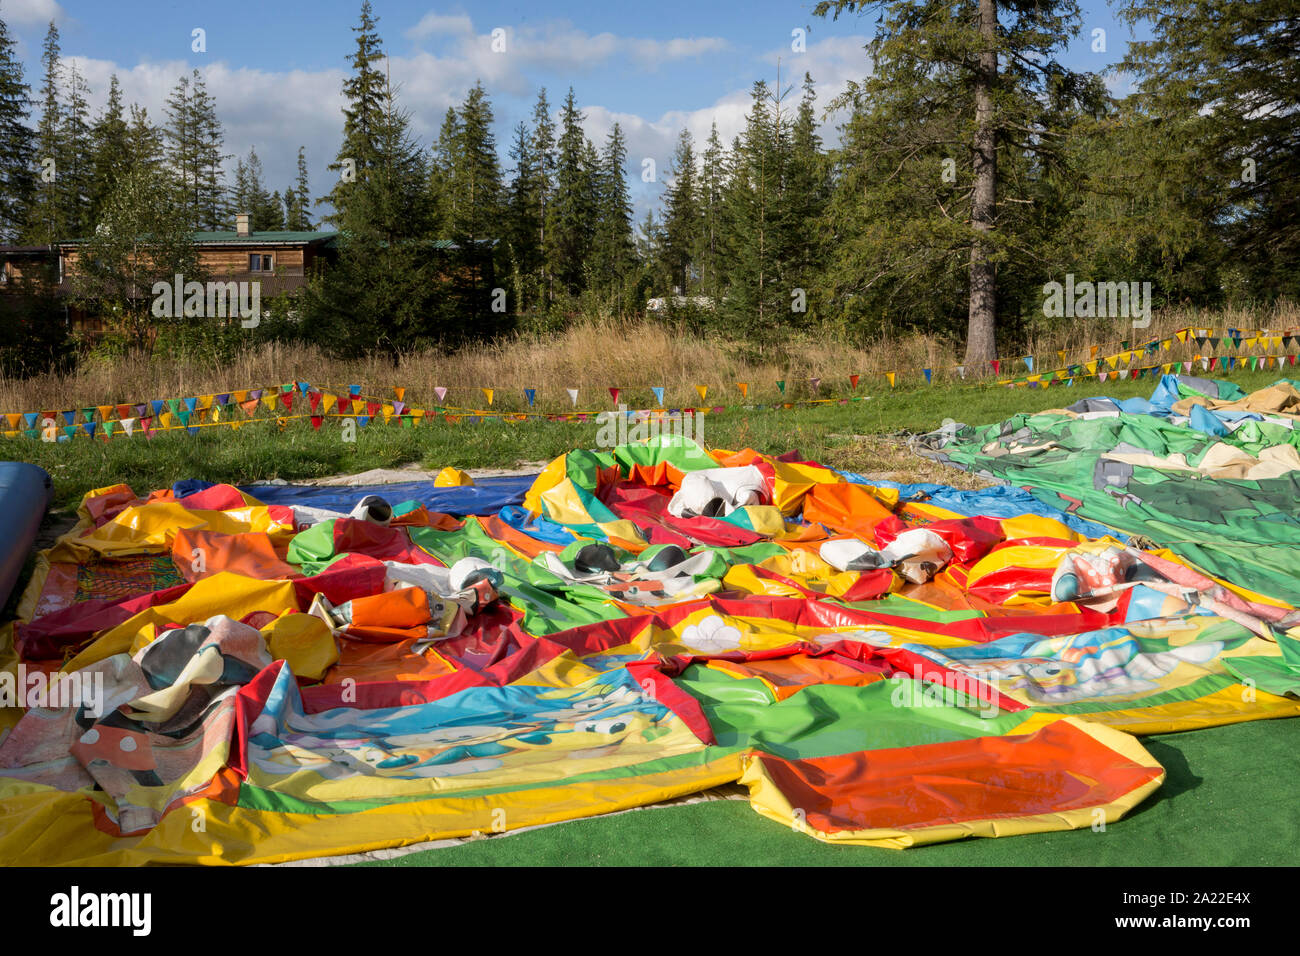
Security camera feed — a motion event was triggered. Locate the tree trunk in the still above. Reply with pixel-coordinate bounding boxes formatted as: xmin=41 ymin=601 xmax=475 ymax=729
xmin=965 ymin=0 xmax=998 ymax=367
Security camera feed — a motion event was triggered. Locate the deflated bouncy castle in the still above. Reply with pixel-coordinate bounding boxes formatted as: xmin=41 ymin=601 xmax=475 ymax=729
xmin=1 ymin=374 xmax=1298 ymax=865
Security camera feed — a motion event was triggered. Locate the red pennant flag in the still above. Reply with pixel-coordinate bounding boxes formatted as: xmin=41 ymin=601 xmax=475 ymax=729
xmin=337 ymin=397 xmax=351 ymax=415
xmin=367 ymin=402 xmax=380 ymax=418
xmin=609 ymin=387 xmax=620 ymax=405
xmin=310 ymin=415 xmax=323 ymax=430
xmin=991 ymin=359 xmax=1001 ymax=375
xmin=849 ymin=374 xmax=860 ymax=389
xmin=309 ymin=390 xmax=322 ymax=412
xmin=279 ymin=391 xmax=294 ymax=410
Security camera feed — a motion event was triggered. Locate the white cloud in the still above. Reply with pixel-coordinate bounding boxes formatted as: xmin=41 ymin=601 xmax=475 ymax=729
xmin=0 ymin=0 xmax=65 ymax=28
xmin=405 ymin=12 xmax=474 ymax=42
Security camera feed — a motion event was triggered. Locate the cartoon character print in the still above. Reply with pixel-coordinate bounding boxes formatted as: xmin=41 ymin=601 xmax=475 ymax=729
xmin=249 ymin=677 xmax=668 ymax=780
xmin=909 ymin=630 xmax=1225 ymax=704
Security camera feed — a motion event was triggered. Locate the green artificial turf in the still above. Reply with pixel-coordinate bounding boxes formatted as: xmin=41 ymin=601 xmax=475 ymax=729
xmin=353 ymin=717 xmax=1300 ymax=867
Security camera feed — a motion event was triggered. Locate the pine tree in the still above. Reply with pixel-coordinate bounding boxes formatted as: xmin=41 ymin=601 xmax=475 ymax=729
xmin=448 ymin=82 xmax=503 ymax=244
xmin=698 ymin=122 xmax=727 ymax=302
xmin=0 ymin=11 xmax=33 ymax=241
xmin=126 ymin=104 xmax=164 ymax=173
xmin=505 ymin=118 xmax=541 ymax=308
xmin=661 ymin=129 xmax=700 ymax=296
xmin=530 ymin=88 xmax=557 ymax=302
xmin=188 ymin=71 xmax=228 ymax=230
xmin=26 ymin=21 xmax=63 ymax=244
xmin=591 ymin=122 xmax=635 ymax=297
xmin=427 ymin=106 xmax=460 ymax=233
xmin=60 ymin=60 xmax=92 ymax=237
xmin=814 ymin=0 xmax=1101 ymax=362
xmin=323 ymin=0 xmax=387 ymax=227
xmin=288 ymin=146 xmax=312 ymax=229
xmin=87 ymin=75 xmax=130 ymax=229
xmin=545 ymin=87 xmax=597 ymax=297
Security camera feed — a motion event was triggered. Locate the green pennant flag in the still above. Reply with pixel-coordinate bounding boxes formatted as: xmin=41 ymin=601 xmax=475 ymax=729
xmin=776 ymin=380 xmax=786 ymax=394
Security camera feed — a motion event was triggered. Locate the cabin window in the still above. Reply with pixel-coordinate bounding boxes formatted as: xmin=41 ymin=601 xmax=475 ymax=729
xmin=249 ymin=254 xmax=273 ymax=273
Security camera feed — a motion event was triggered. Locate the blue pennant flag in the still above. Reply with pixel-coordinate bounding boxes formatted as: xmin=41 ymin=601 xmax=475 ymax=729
xmin=651 ymin=386 xmax=665 ymax=405
xmin=524 ymin=388 xmax=536 ymax=406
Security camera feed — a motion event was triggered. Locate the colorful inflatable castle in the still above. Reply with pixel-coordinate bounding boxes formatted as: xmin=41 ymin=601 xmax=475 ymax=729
xmin=1 ymin=376 xmax=1297 ymax=864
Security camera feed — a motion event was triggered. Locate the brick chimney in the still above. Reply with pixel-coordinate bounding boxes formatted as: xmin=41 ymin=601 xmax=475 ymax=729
xmin=236 ymin=213 xmax=251 ymax=237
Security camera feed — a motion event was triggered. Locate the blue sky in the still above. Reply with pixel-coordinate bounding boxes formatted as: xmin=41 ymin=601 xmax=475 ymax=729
xmin=1 ymin=0 xmax=1147 ymax=222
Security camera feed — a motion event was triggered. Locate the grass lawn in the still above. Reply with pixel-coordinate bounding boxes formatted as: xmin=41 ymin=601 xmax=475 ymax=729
xmin=4 ymin=367 xmax=1289 ymax=511
xmin=353 ymin=718 xmax=1300 ymax=867
xmin=5 ymin=364 xmax=1296 ymax=867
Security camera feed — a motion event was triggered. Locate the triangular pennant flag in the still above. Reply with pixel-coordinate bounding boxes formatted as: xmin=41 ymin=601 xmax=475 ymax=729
xmin=1086 ymin=360 xmax=1098 ymax=375
xmin=241 ymin=399 xmax=259 ymax=417
xmin=262 ymin=394 xmax=276 ymax=410
xmin=808 ymin=378 xmax=820 ymax=393
xmin=357 ymin=416 xmax=370 ymax=428
xmin=366 ymin=402 xmax=380 ymax=418
xmin=480 ymin=388 xmax=493 ymax=407
xmin=4 ymin=414 xmax=18 ymax=430
xmin=695 ymin=385 xmax=708 ymax=402
xmin=22 ymin=412 xmax=37 ymax=429
xmin=392 ymin=400 xmax=405 ymax=416
xmin=776 ymin=381 xmax=786 ymax=394
xmin=101 ymin=421 xmax=115 ymax=438
xmin=115 ymin=404 xmax=132 ymax=420
xmin=434 ymin=386 xmax=447 ymax=403
xmin=1090 ymin=345 xmax=1099 ymax=358
xmin=609 ymin=387 xmax=620 ymax=405
xmin=651 ymin=386 xmax=665 ymax=405
xmin=848 ymin=374 xmax=860 ymax=390
xmin=382 ymin=404 xmax=394 ymax=424
xmin=737 ymin=382 xmax=749 ymax=398
xmin=321 ymin=393 xmax=337 ymax=415
xmin=349 ymin=384 xmax=362 ymax=397
xmin=991 ymin=360 xmax=1001 ymax=375
xmin=196 ymin=395 xmax=212 ymax=411
xmin=96 ymin=404 xmax=112 ymax=422
xmin=121 ymin=418 xmax=134 ymax=436
xmin=309 ymin=391 xmax=323 ymax=412
xmin=311 ymin=416 xmax=323 ymax=430
xmin=567 ymin=388 xmax=579 ymax=407
xmin=279 ymin=391 xmax=294 ymax=410
xmin=886 ymin=372 xmax=896 ymax=388
xmin=1099 ymin=371 xmax=1109 ymax=382
xmin=216 ymin=393 xmax=230 ymax=407
xmin=1057 ymin=350 xmax=1067 ymax=366
xmin=956 ymin=366 xmax=966 ymax=379
xmin=524 ymin=388 xmax=536 ymax=407
xmin=394 ymin=387 xmax=405 ymax=403
xmin=1176 ymin=329 xmax=1188 ymax=343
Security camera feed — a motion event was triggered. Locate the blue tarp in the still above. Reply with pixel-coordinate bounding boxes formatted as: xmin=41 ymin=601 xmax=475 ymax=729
xmin=239 ymin=474 xmax=537 ymax=517
xmin=836 ymin=472 xmax=1124 ymax=541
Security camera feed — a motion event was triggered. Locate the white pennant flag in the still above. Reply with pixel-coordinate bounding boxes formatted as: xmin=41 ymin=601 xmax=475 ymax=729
xmin=434 ymin=386 xmax=447 ymax=402
xmin=567 ymin=388 xmax=579 ymax=407
xmin=121 ymin=418 xmax=135 ymax=436
xmin=956 ymin=365 xmax=966 ymax=379
xmin=1099 ymin=371 xmax=1108 ymax=382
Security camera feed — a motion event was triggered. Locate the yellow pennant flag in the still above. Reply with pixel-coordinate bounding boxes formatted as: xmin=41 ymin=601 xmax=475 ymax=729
xmin=482 ymin=388 xmax=494 ymax=406
xmin=695 ymin=385 xmax=708 ymax=402
xmin=211 ymin=406 xmax=221 ymax=423
xmin=1086 ymin=360 xmax=1098 ymax=375
xmin=886 ymin=372 xmax=896 ymax=388
xmin=160 ymin=412 xmax=174 ymax=428
xmin=262 ymin=394 xmax=277 ymax=410
xmin=198 ymin=394 xmax=214 ymax=410
xmin=736 ymin=382 xmax=749 ymax=398
xmin=1176 ymin=329 xmax=1188 ymax=343
xmin=96 ymin=404 xmax=112 ymax=421
xmin=321 ymin=393 xmax=337 ymax=415
xmin=1057 ymin=350 xmax=1067 ymax=365
xmin=382 ymin=404 xmax=394 ymax=424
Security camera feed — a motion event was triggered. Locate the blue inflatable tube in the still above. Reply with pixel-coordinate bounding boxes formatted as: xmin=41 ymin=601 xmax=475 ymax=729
xmin=0 ymin=462 xmax=52 ymax=609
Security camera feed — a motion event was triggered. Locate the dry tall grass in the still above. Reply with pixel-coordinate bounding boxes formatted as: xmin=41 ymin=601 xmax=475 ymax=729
xmin=4 ymin=302 xmax=1298 ymax=414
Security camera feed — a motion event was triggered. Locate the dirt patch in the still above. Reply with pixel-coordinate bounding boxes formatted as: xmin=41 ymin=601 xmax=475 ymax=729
xmin=824 ymin=434 xmax=996 ymax=490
